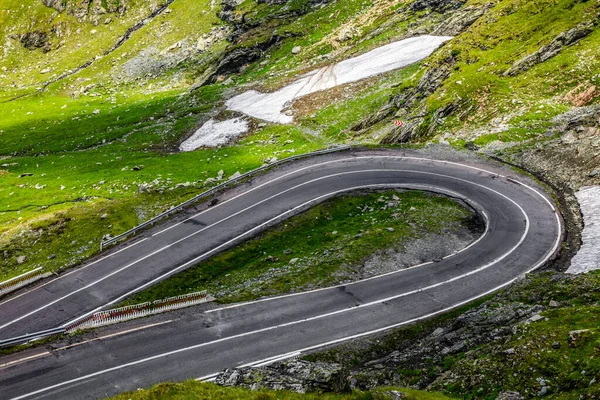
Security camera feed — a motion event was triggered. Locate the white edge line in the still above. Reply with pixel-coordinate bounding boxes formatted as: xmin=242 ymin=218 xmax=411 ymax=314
xmin=0 ymin=238 xmax=149 ymax=309
xmin=10 ymin=204 xmax=559 ymax=400
xmin=62 ymin=172 xmax=492 ymax=327
xmin=9 ymin=173 xmax=563 ymax=400
xmin=0 ymin=155 xmax=525 ymax=307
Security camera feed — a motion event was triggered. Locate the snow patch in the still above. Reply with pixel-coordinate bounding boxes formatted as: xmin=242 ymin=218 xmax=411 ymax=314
xmin=567 ymin=186 xmax=600 ymax=274
xmin=226 ymin=35 xmax=453 ymax=123
xmin=180 ymin=118 xmax=249 ymax=151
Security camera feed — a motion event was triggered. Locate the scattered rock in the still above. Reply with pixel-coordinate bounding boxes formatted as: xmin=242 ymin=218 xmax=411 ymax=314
xmin=100 ymin=213 xmax=108 ymax=220
xmin=292 ymin=46 xmax=302 ymax=55
xmin=336 ymin=27 xmax=354 ymax=42
xmin=409 ymin=0 xmax=465 ymax=12
xmin=48 ymin=254 xmax=56 ymax=260
xmin=568 ymin=329 xmax=592 ymax=348
xmin=229 ymin=171 xmax=241 ymax=180
xmin=283 ymin=249 xmax=293 ymax=255
xmin=20 ymin=31 xmax=49 ymax=51
xmin=132 ymin=166 xmax=142 ymax=171
xmin=496 ymin=391 xmax=524 ymax=400
xmin=215 ymin=360 xmax=349 ymax=393
xmin=19 ymin=173 xmax=34 ymax=178
xmin=549 ymin=300 xmax=560 ymax=308
xmin=552 ymin=341 xmax=561 ymax=349
xmin=289 ymin=258 xmax=299 ymax=265
xmin=16 ymin=256 xmax=28 ymax=264
xmin=382 ymin=390 xmax=406 ymax=399
xmin=566 ymin=84 xmax=599 ymax=107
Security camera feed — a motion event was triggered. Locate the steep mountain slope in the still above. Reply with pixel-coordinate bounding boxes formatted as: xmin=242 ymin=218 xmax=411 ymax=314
xmin=0 ymin=0 xmax=597 ymax=321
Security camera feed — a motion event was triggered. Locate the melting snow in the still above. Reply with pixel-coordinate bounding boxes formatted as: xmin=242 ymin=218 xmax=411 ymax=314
xmin=182 ymin=35 xmax=451 ymax=151
xmin=567 ymin=186 xmax=600 ymax=274
xmin=180 ymin=118 xmax=249 ymax=151
xmin=226 ymin=35 xmax=453 ymax=123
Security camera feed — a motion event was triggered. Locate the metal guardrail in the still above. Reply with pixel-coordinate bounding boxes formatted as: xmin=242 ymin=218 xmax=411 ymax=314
xmin=100 ymin=145 xmax=352 ymax=250
xmin=0 ymin=327 xmax=66 ymax=348
xmin=0 ymin=292 xmax=211 ymax=348
xmin=66 ymin=291 xmax=211 ymax=331
xmin=0 ymin=268 xmax=51 ymax=297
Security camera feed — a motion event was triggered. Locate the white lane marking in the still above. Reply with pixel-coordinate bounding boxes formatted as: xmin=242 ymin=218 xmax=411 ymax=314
xmin=0 ymin=154 xmax=532 ymax=309
xmin=0 ymin=156 xmax=546 ymax=329
xmin=0 ymin=320 xmax=172 ymax=371
xmin=6 ymin=197 xmax=539 ymax=400
xmin=0 ymin=156 xmax=498 ymax=309
xmin=62 ymin=174 xmax=494 ymax=327
xmin=150 ymin=155 xmax=504 ymax=237
xmin=7 ymin=157 xmax=564 ymax=400
xmin=206 ymin=212 xmax=491 ymax=314
xmin=9 ymin=180 xmax=563 ymax=400
xmin=0 ymin=238 xmax=148 ymax=309
xmin=6 ymin=170 xmax=376 ymax=330
xmin=63 ymin=180 xmax=453 ymax=326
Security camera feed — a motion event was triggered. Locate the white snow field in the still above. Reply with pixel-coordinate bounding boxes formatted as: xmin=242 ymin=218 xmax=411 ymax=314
xmin=567 ymin=186 xmax=600 ymax=274
xmin=182 ymin=35 xmax=451 ymax=150
xmin=180 ymin=118 xmax=249 ymax=151
xmin=226 ymin=35 xmax=453 ymax=123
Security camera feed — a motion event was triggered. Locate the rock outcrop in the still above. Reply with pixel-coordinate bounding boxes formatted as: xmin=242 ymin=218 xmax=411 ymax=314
xmin=41 ymin=0 xmax=128 ymax=24
xmin=349 ymin=302 xmax=543 ymax=390
xmin=409 ymin=0 xmax=465 ymax=12
xmin=504 ymin=19 xmax=598 ymax=76
xmin=20 ymin=31 xmax=50 ymax=51
xmin=215 ymin=359 xmax=350 ymax=393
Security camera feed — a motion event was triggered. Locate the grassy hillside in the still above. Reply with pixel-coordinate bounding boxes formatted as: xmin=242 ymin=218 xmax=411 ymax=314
xmin=2 ymin=0 xmax=599 ymax=398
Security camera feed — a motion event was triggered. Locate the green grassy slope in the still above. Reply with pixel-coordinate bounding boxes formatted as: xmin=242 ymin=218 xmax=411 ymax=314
xmin=109 ymin=381 xmax=454 ymax=400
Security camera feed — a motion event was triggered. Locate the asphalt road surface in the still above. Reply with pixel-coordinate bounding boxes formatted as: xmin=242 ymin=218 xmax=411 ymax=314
xmin=0 ymin=149 xmax=562 ymax=399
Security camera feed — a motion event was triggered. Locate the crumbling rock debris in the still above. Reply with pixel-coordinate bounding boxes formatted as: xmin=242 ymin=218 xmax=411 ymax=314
xmin=496 ymin=391 xmax=525 ymax=400
xmin=409 ymin=0 xmax=465 ymax=12
xmin=350 ymin=302 xmax=543 ymax=390
xmin=215 ymin=360 xmax=349 ymax=393
xmin=41 ymin=0 xmax=129 ymax=23
xmin=20 ymin=31 xmax=50 ymax=51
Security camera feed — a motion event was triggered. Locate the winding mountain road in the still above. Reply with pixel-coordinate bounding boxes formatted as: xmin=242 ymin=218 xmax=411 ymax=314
xmin=0 ymin=149 xmax=562 ymax=399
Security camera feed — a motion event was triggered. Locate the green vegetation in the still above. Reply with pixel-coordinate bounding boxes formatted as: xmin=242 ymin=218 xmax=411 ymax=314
xmin=109 ymin=381 xmax=454 ymax=400
xmin=123 ymin=190 xmax=479 ymax=305
xmin=0 ymin=0 xmax=430 ymax=282
xmin=422 ymin=0 xmax=600 ymax=142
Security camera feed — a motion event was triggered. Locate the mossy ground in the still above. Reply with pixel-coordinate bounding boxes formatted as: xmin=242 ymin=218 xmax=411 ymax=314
xmin=123 ymin=190 xmax=477 ymax=305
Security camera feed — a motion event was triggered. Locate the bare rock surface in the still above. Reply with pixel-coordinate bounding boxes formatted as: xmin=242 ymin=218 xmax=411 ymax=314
xmin=215 ymin=359 xmax=349 ymax=393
